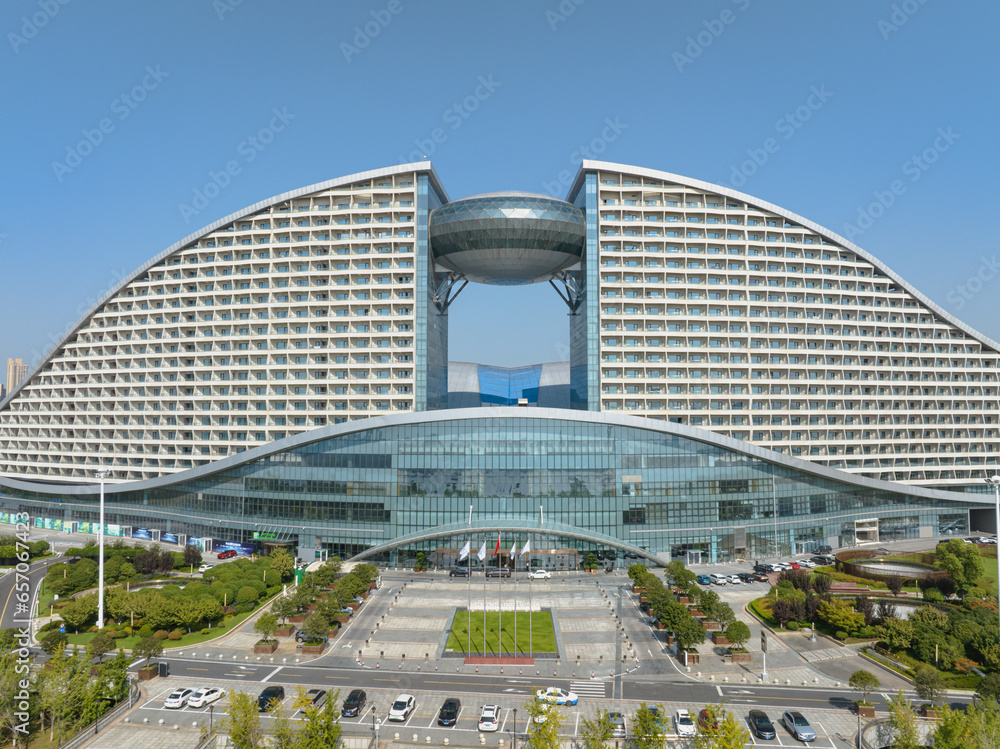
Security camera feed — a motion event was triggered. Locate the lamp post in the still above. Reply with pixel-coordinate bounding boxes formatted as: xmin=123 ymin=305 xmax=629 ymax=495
xmin=987 ymin=475 xmax=1000 ymax=642
xmin=371 ymin=706 xmax=378 ymax=745
xmin=512 ymin=707 xmax=517 ymax=749
xmin=95 ymin=468 xmax=110 ymax=628
xmin=209 ymin=704 xmax=214 ymax=734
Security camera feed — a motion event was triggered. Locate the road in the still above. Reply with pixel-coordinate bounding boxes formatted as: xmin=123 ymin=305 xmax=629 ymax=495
xmin=0 ymin=553 xmax=61 ymax=631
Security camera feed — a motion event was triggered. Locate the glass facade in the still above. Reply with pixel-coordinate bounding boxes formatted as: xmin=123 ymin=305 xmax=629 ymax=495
xmin=0 ymin=410 xmax=985 ymax=565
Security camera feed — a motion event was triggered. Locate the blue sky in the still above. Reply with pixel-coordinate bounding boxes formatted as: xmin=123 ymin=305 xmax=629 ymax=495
xmin=2 ymin=0 xmax=998 ymax=371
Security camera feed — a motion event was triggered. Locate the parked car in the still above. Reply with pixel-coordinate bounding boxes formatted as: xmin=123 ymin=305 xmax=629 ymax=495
xmin=647 ymin=706 xmax=666 ymax=735
xmin=529 ymin=569 xmax=551 ymax=580
xmin=437 ymin=698 xmax=461 ymax=726
xmin=535 ymin=687 xmax=578 ymax=705
xmin=753 ymin=563 xmax=774 ymax=574
xmin=486 ymin=567 xmax=511 ymax=578
xmin=737 ymin=573 xmax=756 ymax=583
xmin=781 ymin=711 xmax=816 ymax=742
xmin=605 ymin=550 xmax=617 ymax=561
xmin=257 ymin=686 xmax=285 ymax=712
xmin=164 ymin=688 xmax=194 ymax=709
xmin=748 ymin=709 xmax=775 ymax=739
xmin=341 ymin=689 xmax=367 ymax=717
xmin=727 ymin=574 xmax=742 ymax=584
xmin=449 ymin=567 xmax=470 ymax=577
xmin=610 ymin=711 xmax=626 ymax=737
xmin=797 ymin=559 xmax=816 ymax=568
xmin=388 ymin=694 xmax=415 ymax=722
xmin=788 ymin=562 xmax=801 ymax=570
xmin=217 ymin=549 xmax=237 ymax=559
xmin=188 ymin=687 xmax=224 ymax=708
xmin=696 ymin=574 xmax=713 ymax=585
xmin=198 ymin=564 xmax=214 ymax=573
xmin=698 ymin=709 xmax=718 ymax=731
xmin=304 ymin=689 xmax=326 ymax=707
xmin=478 ymin=704 xmax=500 ymax=732
xmin=816 ymin=545 xmax=833 ymax=554
xmin=810 ymin=556 xmax=832 ymax=565
xmin=708 ymin=573 xmax=728 ymax=585
xmin=674 ymin=708 xmax=696 ymax=737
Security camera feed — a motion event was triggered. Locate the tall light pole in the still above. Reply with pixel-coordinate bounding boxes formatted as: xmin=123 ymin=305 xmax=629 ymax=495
xmin=511 ymin=707 xmax=517 ymax=749
xmin=987 ymin=475 xmax=1000 ymax=642
xmin=96 ymin=468 xmax=110 ymax=628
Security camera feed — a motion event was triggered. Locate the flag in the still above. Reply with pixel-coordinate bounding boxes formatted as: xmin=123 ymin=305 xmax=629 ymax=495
xmin=520 ymin=539 xmax=531 ymax=557
xmin=458 ymin=539 xmax=471 ymax=561
xmin=494 ymin=532 xmax=501 ymax=557
xmin=476 ymin=541 xmax=487 ymax=562
xmin=510 ymin=539 xmax=517 ymax=559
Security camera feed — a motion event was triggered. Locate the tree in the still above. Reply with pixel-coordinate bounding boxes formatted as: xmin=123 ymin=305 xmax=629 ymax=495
xmin=60 ymin=592 xmax=98 ymax=633
xmin=694 ymin=704 xmax=750 ymax=749
xmin=87 ymin=632 xmax=115 ymax=663
xmin=977 ymin=671 xmax=1000 ymax=702
xmin=811 ymin=573 xmax=832 ymax=595
xmin=875 ymin=617 xmax=914 ymax=650
xmin=937 ymin=538 xmax=985 ymax=595
xmin=221 ymin=690 xmax=265 ymax=749
xmin=40 ymin=629 xmax=67 ymax=656
xmin=0 ymin=653 xmax=30 ymax=749
xmin=848 ymin=670 xmax=880 ymax=706
xmin=725 ymin=621 xmax=751 ymax=651
xmin=183 ymin=544 xmax=202 ymax=568
xmin=886 ymin=691 xmax=920 ymax=749
xmin=272 ymin=595 xmax=297 ymax=626
xmin=913 ymin=664 xmax=946 ymax=705
xmin=886 ymin=575 xmax=904 ymax=597
xmin=817 ymin=598 xmax=865 ymax=635
xmin=579 ymin=709 xmax=615 ymax=748
xmin=631 ymin=703 xmax=667 ymax=749
xmin=301 ymin=612 xmax=330 ymax=643
xmin=268 ymin=547 xmax=294 ymax=582
xmin=293 ymin=686 xmax=342 ymax=748
xmin=673 ymin=612 xmax=706 ymax=651
xmin=524 ymin=697 xmax=562 ymax=749
xmin=132 ymin=636 xmax=163 ymax=668
xmin=254 ymin=612 xmax=278 ymax=643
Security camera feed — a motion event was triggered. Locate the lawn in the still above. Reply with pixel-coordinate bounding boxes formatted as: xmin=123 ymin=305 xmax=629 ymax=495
xmin=447 ymin=610 xmax=555 ymax=655
xmin=60 ymin=606 xmax=259 ymax=651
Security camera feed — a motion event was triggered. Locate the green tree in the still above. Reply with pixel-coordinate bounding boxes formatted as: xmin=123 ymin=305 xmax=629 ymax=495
xmin=272 ymin=595 xmax=297 ymax=626
xmin=673 ymin=612 xmax=707 ymax=652
xmin=254 ymin=612 xmax=278 ymax=643
xmin=293 ymin=686 xmax=342 ymax=748
xmin=86 ymin=631 xmax=115 ymax=663
xmin=268 ymin=547 xmax=294 ymax=581
xmin=301 ymin=612 xmax=330 ymax=643
xmin=976 ymin=671 xmax=1000 ymax=702
xmin=694 ymin=704 xmax=750 ymax=749
xmin=874 ymin=617 xmax=914 ymax=651
xmin=268 ymin=697 xmax=296 ymax=749
xmin=817 ymin=598 xmax=865 ymax=635
xmin=665 ymin=561 xmax=698 ymax=590
xmin=848 ymin=670 xmax=880 ymax=706
xmin=0 ymin=652 xmax=30 ymax=749
xmin=724 ymin=621 xmax=751 ymax=651
xmin=936 ymin=538 xmax=985 ymax=594
xmin=60 ymin=592 xmax=98 ymax=633
xmin=913 ymin=664 xmax=946 ymax=705
xmin=579 ymin=708 xmax=615 ymax=748
xmin=524 ymin=697 xmax=562 ymax=748
xmin=132 ymin=636 xmax=163 ymax=668
xmin=40 ymin=629 xmax=67 ymax=656
xmin=631 ymin=703 xmax=667 ymax=749
xmin=236 ymin=586 xmax=260 ymax=605
xmin=183 ymin=544 xmax=202 ymax=568
xmin=886 ymin=691 xmax=920 ymax=749
xmin=932 ymin=704 xmax=971 ymax=749
xmin=221 ymin=690 xmax=265 ymax=749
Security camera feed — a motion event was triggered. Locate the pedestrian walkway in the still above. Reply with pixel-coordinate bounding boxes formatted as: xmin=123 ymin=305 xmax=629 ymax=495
xmin=569 ymin=679 xmax=608 ymax=699
xmin=801 ymin=647 xmax=859 ymax=662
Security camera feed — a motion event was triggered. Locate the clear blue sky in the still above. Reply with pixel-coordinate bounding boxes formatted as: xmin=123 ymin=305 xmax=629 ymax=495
xmin=2 ymin=0 xmax=998 ymax=370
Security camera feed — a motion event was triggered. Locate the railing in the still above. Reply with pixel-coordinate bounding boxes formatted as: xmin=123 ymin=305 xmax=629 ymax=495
xmin=57 ymin=679 xmax=141 ymax=749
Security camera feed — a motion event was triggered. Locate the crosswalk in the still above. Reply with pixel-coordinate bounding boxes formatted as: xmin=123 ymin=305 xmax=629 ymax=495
xmin=569 ymin=680 xmax=608 ymax=699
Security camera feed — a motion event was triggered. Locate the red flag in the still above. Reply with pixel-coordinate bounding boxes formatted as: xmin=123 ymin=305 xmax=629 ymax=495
xmin=494 ymin=532 xmax=501 ymax=557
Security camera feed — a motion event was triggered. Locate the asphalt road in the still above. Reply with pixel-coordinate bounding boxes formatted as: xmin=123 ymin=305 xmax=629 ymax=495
xmin=0 ymin=553 xmax=61 ymax=631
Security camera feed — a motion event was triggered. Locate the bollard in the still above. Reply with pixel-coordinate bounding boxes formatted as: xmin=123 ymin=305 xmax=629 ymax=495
xmin=192 ymin=722 xmax=198 ymax=728
xmin=143 ymin=718 xmax=148 ymax=724
xmin=398 ymin=663 xmax=401 ymax=669
xmin=417 ymin=664 xmax=421 ymax=670
xmin=723 ymin=676 xmax=728 ymax=683
xmin=376 ymin=662 xmax=380 ymax=669
xmin=158 ymin=719 xmax=164 ymax=725
xmin=709 ymin=675 xmax=714 ymax=682
xmin=435 ymin=665 xmax=438 ymax=671
xmin=426 ymin=737 xmax=431 ymax=744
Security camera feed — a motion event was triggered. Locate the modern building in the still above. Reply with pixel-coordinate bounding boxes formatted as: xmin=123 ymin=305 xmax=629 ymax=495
xmin=5 ymin=357 xmax=27 ymax=396
xmin=0 ymin=161 xmax=995 ymax=563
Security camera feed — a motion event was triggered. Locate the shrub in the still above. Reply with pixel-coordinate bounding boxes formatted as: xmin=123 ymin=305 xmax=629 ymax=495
xmin=121 ymin=626 xmax=132 ymax=636
xmin=153 ymin=629 xmax=169 ymax=640
xmin=836 ymin=631 xmax=849 ymax=641
xmin=138 ymin=623 xmax=155 ymax=638
xmin=168 ymin=629 xmax=183 ymax=641
xmin=859 ymin=626 xmax=877 ymax=639
xmin=236 ymin=586 xmax=260 ymax=605
xmin=922 ymin=587 xmax=945 ymax=603
xmin=88 ymin=625 xmax=99 ymax=633
xmin=200 ymin=628 xmax=211 ymax=635
xmin=786 ymin=621 xmax=800 ymax=631
xmin=112 ymin=629 xmax=129 ymax=639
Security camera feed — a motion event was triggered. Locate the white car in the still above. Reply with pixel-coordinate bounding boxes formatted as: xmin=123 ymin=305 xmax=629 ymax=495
xmin=535 ymin=687 xmax=578 ymax=705
xmin=188 ymin=687 xmax=225 ymax=708
xmin=708 ymin=573 xmax=728 ymax=585
xmin=163 ymin=688 xmax=194 ymax=709
xmin=674 ymin=708 xmax=696 ymax=737
xmin=529 ymin=569 xmax=551 ymax=580
xmin=534 ymin=702 xmax=554 ymax=724
xmin=479 ymin=704 xmax=500 ymax=732
xmin=798 ymin=559 xmax=816 ymax=568
xmin=388 ymin=694 xmax=415 ymax=722
xmin=198 ymin=563 xmax=214 ymax=573
xmin=727 ymin=574 xmax=741 ymax=584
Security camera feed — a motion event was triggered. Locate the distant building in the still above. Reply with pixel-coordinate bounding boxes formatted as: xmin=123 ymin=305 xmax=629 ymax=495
xmin=5 ymin=358 xmax=26 ymax=395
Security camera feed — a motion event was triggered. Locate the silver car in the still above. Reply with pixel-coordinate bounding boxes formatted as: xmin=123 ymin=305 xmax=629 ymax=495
xmin=782 ymin=711 xmax=816 ymax=742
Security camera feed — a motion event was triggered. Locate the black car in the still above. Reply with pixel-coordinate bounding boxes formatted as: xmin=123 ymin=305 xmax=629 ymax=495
xmin=753 ymin=563 xmax=774 ymax=574
xmin=437 ymin=697 xmax=461 ymax=726
xmin=737 ymin=572 xmax=756 ymax=583
xmin=257 ymin=686 xmax=285 ymax=712
xmin=749 ymin=709 xmax=775 ymax=739
xmin=605 ymin=549 xmax=617 ymax=561
xmin=810 ymin=556 xmax=832 ymax=566
xmin=816 ymin=545 xmax=833 ymax=554
xmin=342 ymin=689 xmax=367 ymax=717
xmin=485 ymin=567 xmax=511 ymax=578
xmin=449 ymin=567 xmax=470 ymax=577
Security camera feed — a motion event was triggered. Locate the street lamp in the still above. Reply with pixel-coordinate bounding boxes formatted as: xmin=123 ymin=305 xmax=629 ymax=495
xmin=95 ymin=468 xmax=110 ymax=628
xmin=209 ymin=704 xmax=214 ymax=734
xmin=512 ymin=707 xmax=517 ymax=749
xmin=371 ymin=706 xmax=378 ymax=745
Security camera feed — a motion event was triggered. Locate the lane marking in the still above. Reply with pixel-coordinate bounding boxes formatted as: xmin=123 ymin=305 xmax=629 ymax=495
xmin=259 ymin=667 xmax=282 ymax=683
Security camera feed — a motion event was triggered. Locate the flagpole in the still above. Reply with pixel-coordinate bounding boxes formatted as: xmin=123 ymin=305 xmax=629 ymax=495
xmin=483 ymin=536 xmax=487 ymax=657
xmin=513 ymin=547 xmax=517 ymax=657
xmin=467 ymin=540 xmax=472 ymax=657
xmin=497 ymin=532 xmax=502 ymax=658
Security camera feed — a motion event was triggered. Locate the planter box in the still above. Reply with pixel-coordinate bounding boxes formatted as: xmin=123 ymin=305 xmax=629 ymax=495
xmin=730 ymin=651 xmax=752 ymax=663
xmin=665 ymin=634 xmax=674 ymax=646
xmin=275 ymin=626 xmax=295 ymax=637
xmin=328 ymin=628 xmax=340 ymax=638
xmin=639 ymin=596 xmax=649 ymax=604
xmin=856 ymin=703 xmax=876 ymax=718
xmin=632 ymin=586 xmax=644 ymax=594
xmin=347 ymin=602 xmax=361 ymax=611
xmin=689 ymin=609 xmax=705 ymax=618
xmin=919 ymin=705 xmax=940 ymax=718
xmin=137 ymin=665 xmax=158 ymax=681
xmin=254 ymin=640 xmax=278 ymax=654
xmin=678 ymin=651 xmax=700 ymax=666
xmin=335 ymin=615 xmax=350 ymax=624
xmin=656 ymin=621 xmax=667 ymax=630
xmin=712 ymin=632 xmax=731 ymax=644
xmin=677 ymin=596 xmax=691 ymax=604
xmin=289 ymin=615 xmax=307 ymax=624
xmin=301 ymin=643 xmax=326 ymax=655
xmin=701 ymin=620 xmax=721 ymax=631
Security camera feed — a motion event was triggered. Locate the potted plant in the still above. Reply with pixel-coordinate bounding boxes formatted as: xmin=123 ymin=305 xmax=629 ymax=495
xmin=253 ymin=612 xmax=279 ymax=654
xmin=299 ymin=612 xmax=330 ymax=654
xmin=414 ymin=551 xmax=428 ymax=572
xmin=132 ymin=636 xmax=163 ymax=681
xmin=849 ymin=670 xmax=880 ymax=718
